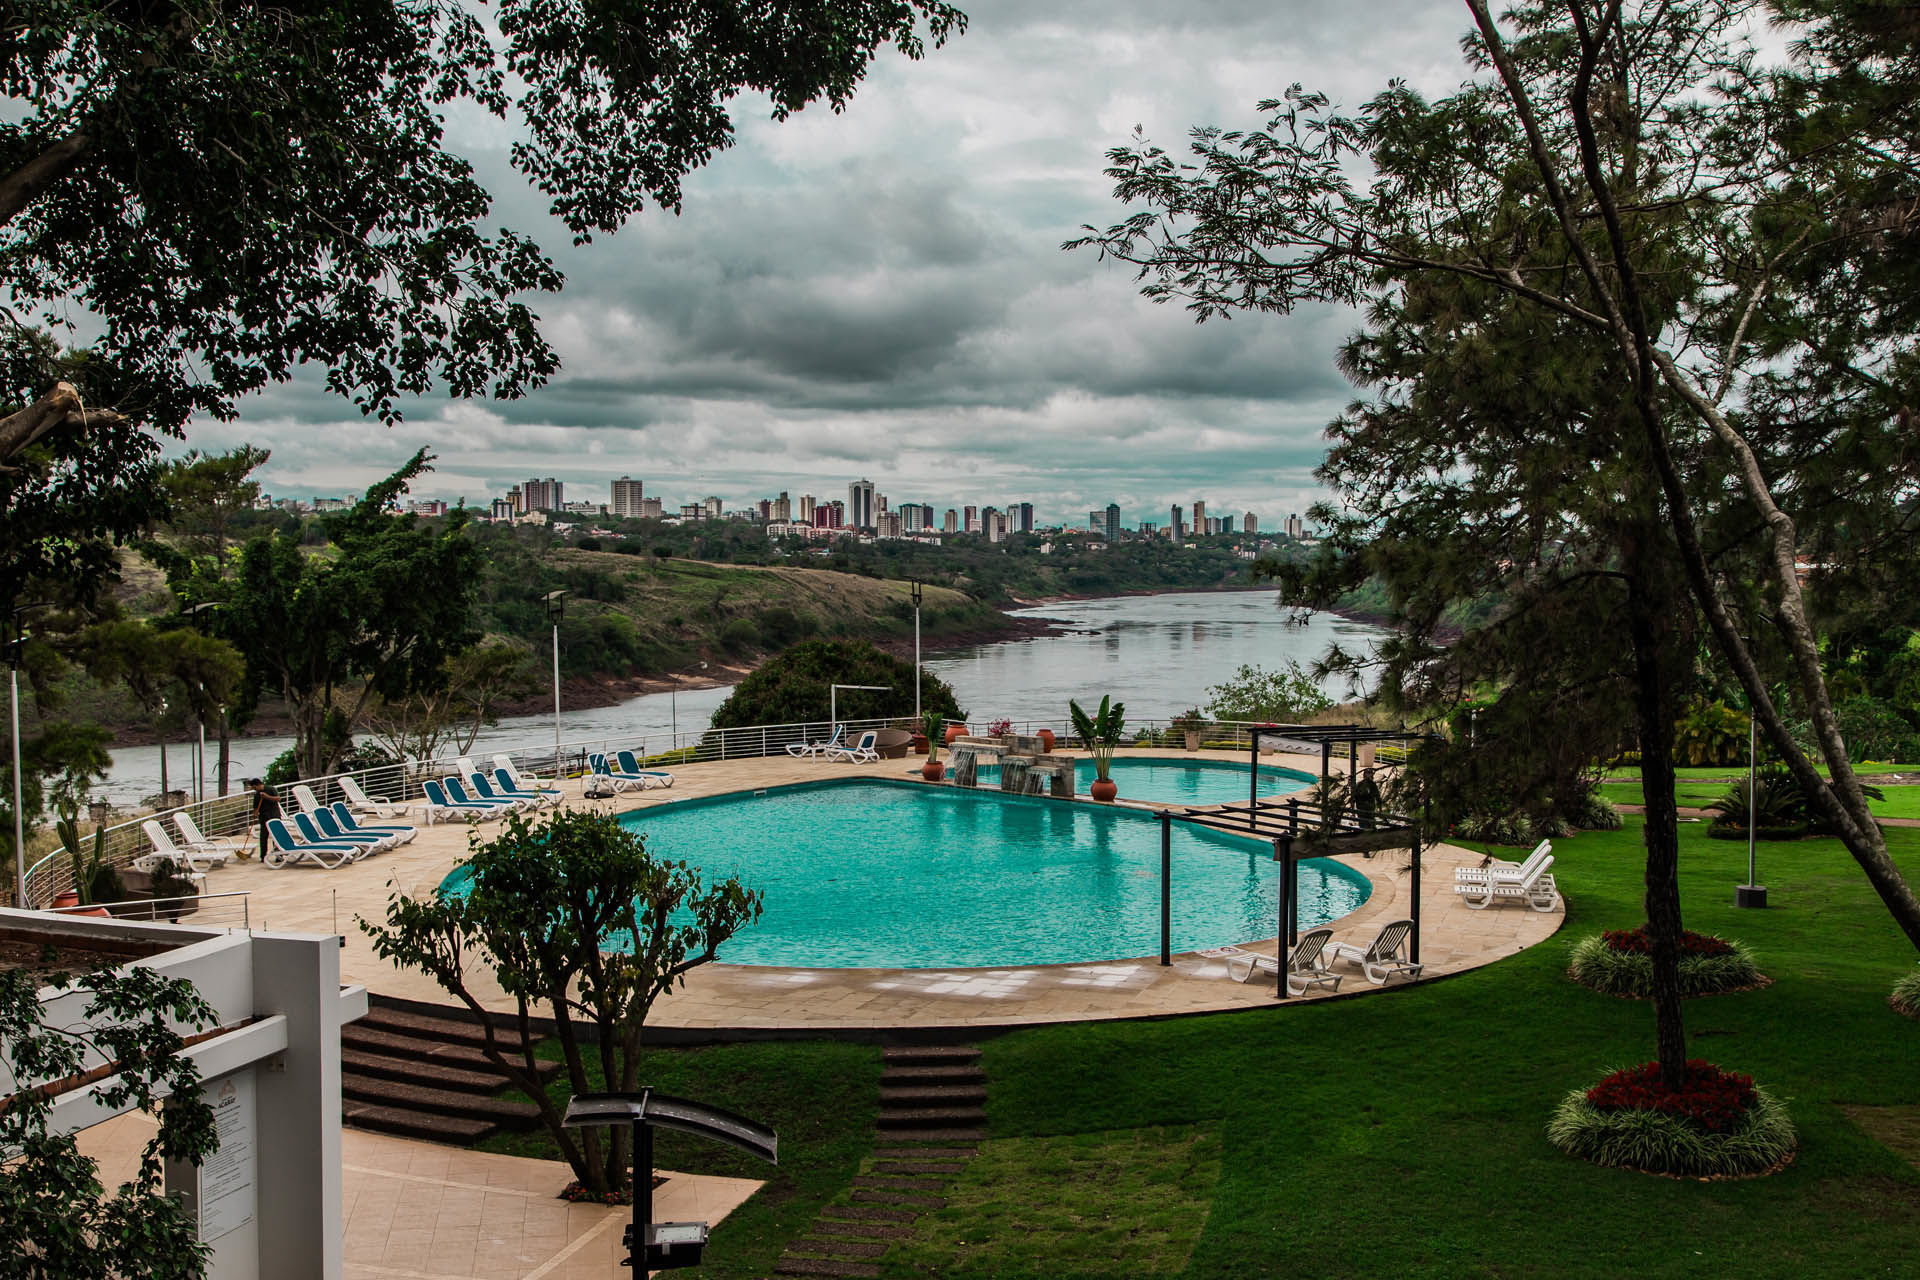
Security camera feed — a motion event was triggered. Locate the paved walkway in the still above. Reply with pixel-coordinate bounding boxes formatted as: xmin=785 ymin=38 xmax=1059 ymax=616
xmin=198 ymin=751 xmax=1564 ymax=1032
xmin=75 ymin=1108 xmax=762 ymax=1279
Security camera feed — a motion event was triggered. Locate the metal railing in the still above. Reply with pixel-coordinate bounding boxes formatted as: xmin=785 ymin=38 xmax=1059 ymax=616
xmin=44 ymin=890 xmax=250 ymax=931
xmin=21 ymin=714 xmax=1412 ymax=908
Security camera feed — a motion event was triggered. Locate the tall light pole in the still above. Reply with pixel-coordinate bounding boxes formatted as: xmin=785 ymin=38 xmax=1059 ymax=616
xmin=183 ymin=602 xmax=220 ymax=804
xmin=8 ymin=623 xmax=28 ymax=909
xmin=1737 ymin=694 xmax=1767 ymax=908
xmin=910 ymin=580 xmax=924 ymax=727
xmin=545 ymin=591 xmax=567 ymax=774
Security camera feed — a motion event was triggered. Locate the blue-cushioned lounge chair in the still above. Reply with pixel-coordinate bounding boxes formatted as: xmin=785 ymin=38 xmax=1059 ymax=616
xmin=293 ymin=808 xmax=392 ymax=854
xmin=444 ymin=775 xmax=523 ymax=813
xmin=613 ymin=750 xmax=674 ymax=789
xmin=467 ymin=771 xmax=546 ymax=810
xmin=493 ymin=753 xmax=555 ymax=790
xmin=321 ymin=803 xmax=417 ymax=847
xmin=421 ymin=778 xmax=502 ymax=824
xmin=491 ymin=768 xmax=561 ymax=807
xmin=786 ymin=725 xmax=842 ymax=759
xmin=263 ymin=818 xmax=361 ymax=869
xmin=825 ymin=730 xmax=880 ymax=763
xmin=587 ymin=753 xmax=644 ymax=793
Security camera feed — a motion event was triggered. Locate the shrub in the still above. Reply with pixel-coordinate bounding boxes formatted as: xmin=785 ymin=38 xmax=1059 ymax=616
xmin=1568 ymin=928 xmax=1762 ymax=997
xmin=1548 ymin=1060 xmax=1796 ymax=1177
xmin=1566 ymin=787 xmax=1622 ymax=831
xmin=1894 ymin=968 xmax=1920 ymax=1019
xmin=1674 ymin=700 xmax=1749 ymax=766
xmin=1453 ymin=810 xmax=1542 ymax=846
xmin=1706 ymin=764 xmax=1881 ymax=838
xmin=718 ymin=617 xmax=760 ymax=654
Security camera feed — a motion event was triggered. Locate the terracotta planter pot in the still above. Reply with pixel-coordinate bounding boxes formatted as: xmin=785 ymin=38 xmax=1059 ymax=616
xmin=911 ymin=734 xmax=929 ymax=755
xmin=921 ymin=758 xmax=946 ymax=782
xmin=52 ymin=890 xmax=80 ymax=909
xmin=1090 ymin=778 xmax=1118 ymax=802
xmin=1184 ymin=730 xmax=1201 ymax=751
xmin=1037 ymin=729 xmax=1055 ymax=752
xmin=945 ymin=724 xmax=968 ymax=747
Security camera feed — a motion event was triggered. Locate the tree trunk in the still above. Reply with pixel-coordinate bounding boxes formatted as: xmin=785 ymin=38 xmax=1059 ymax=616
xmin=1624 ymin=531 xmax=1689 ymax=1090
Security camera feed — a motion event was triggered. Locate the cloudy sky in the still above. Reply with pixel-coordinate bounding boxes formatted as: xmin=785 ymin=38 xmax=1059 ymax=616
xmin=185 ymin=0 xmax=1473 ymax=528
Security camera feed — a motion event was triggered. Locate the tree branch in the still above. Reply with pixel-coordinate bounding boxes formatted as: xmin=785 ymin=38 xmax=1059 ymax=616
xmin=0 ymin=131 xmax=91 ymax=228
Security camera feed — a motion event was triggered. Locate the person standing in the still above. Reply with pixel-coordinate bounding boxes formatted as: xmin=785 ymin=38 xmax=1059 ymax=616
xmin=245 ymin=777 xmax=281 ymax=862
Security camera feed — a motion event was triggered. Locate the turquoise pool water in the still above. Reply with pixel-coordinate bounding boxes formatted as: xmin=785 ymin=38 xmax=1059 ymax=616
xmin=970 ymin=757 xmax=1315 ymax=807
xmin=452 ymin=779 xmax=1368 ymax=969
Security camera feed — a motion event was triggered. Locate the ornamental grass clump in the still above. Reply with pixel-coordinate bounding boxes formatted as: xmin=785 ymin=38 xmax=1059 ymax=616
xmin=1548 ymin=1060 xmax=1796 ymax=1178
xmin=1568 ymin=925 xmax=1762 ymax=997
xmin=1894 ymin=968 xmax=1920 ymax=1020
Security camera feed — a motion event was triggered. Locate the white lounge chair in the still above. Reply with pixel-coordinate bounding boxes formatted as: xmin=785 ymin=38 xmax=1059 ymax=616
xmin=262 ymin=817 xmax=360 ymax=869
xmin=786 ymin=726 xmax=843 ymax=759
xmin=1454 ymin=854 xmax=1559 ymax=911
xmin=319 ymin=802 xmax=417 ymax=847
xmin=1324 ymin=919 xmax=1423 ymax=986
xmin=171 ymin=811 xmax=245 ymax=863
xmin=825 ymin=730 xmax=880 ymax=763
xmin=421 ymin=778 xmax=504 ymax=824
xmin=1223 ymin=928 xmax=1342 ymax=996
xmin=1454 ymin=839 xmax=1551 ymax=884
xmin=340 ymin=774 xmax=409 ymax=818
xmin=586 ymin=753 xmax=645 ymax=793
xmin=134 ymin=819 xmax=225 ymax=876
xmin=489 ymin=767 xmax=562 ymax=807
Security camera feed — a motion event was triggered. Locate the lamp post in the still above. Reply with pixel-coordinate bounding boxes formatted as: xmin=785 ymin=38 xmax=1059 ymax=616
xmin=183 ymin=602 xmax=220 ymax=804
xmin=1737 ymin=694 xmax=1767 ymax=908
xmin=910 ymin=580 xmax=924 ymax=727
xmin=545 ymin=591 xmax=567 ymax=775
xmin=830 ymin=684 xmax=892 ymax=736
xmin=8 ymin=622 xmax=27 ymax=909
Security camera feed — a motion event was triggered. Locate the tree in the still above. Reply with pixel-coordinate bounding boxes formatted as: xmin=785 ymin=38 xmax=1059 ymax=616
xmin=157 ymin=447 xmax=272 ymax=558
xmin=0 ymin=0 xmax=965 ymax=459
xmin=709 ymin=637 xmax=965 ymax=729
xmin=162 ymin=451 xmax=485 ymax=778
xmin=361 ymin=807 xmax=761 ymax=1196
xmin=1069 ymin=0 xmax=1920 ymax=968
xmin=362 ymin=639 xmax=538 ymax=764
xmin=1 ymin=962 xmax=219 ymax=1279
xmin=1203 ymin=661 xmax=1334 ymax=723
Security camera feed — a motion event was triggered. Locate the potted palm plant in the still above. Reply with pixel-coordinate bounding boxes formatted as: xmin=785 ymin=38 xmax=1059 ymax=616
xmin=1069 ymin=696 xmax=1126 ymax=801
xmin=921 ymin=712 xmax=947 ymax=781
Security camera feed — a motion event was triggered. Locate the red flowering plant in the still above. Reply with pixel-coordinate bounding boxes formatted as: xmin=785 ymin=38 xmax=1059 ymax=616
xmin=1586 ymin=1060 xmax=1758 ymax=1133
xmin=1601 ymin=925 xmax=1734 ymax=957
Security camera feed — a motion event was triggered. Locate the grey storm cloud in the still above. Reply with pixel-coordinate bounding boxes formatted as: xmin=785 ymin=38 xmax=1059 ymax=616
xmin=185 ymin=0 xmax=1477 ymax=524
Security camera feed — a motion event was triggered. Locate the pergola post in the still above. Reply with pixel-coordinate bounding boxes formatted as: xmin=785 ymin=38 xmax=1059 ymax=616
xmin=1274 ymin=838 xmax=1290 ymax=1000
xmin=1410 ymin=830 xmax=1423 ymax=965
xmin=1159 ymin=811 xmax=1172 ymax=966
xmin=1248 ymin=735 xmax=1260 ymax=830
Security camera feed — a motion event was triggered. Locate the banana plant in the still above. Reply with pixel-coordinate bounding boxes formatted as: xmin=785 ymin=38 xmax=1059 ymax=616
xmin=1068 ymin=696 xmax=1127 ymax=782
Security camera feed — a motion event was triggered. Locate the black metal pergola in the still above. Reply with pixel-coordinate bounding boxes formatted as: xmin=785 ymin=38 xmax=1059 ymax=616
xmin=1150 ymin=724 xmax=1438 ymax=999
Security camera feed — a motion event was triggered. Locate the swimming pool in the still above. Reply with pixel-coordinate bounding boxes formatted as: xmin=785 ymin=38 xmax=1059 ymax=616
xmin=538 ymin=779 xmax=1369 ymax=969
xmin=969 ymin=757 xmax=1316 ymax=807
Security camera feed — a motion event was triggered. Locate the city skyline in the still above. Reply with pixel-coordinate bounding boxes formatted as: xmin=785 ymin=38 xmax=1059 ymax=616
xmin=169 ymin=0 xmax=1469 ymax=526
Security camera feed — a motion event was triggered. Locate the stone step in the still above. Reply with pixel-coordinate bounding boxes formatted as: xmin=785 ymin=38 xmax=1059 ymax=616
xmin=340 ymin=1100 xmax=494 ymax=1144
xmin=341 ymin=1025 xmax=530 ymax=1072
xmin=850 ymin=1188 xmax=947 ymax=1209
xmin=341 ymin=1048 xmax=555 ymax=1095
xmin=880 ymin=1085 xmax=986 ymax=1107
xmin=341 ymin=1074 xmax=543 ymax=1128
xmin=874 ymin=1128 xmax=985 ymax=1144
xmin=877 ymin=1107 xmax=986 ymax=1128
xmin=357 ymin=1004 xmax=534 ymax=1054
xmin=773 ymin=1257 xmax=880 ymax=1278
xmin=813 ymin=1220 xmax=913 ymax=1242
xmin=786 ymin=1238 xmax=890 ymax=1260
xmin=852 ymin=1175 xmax=949 ymax=1193
xmin=870 ymin=1158 xmax=967 ymax=1176
xmin=872 ymin=1146 xmax=976 ymax=1160
xmin=819 ymin=1204 xmax=918 ymax=1225
xmin=881 ymin=1045 xmax=980 ymax=1067
xmin=879 ymin=1064 xmax=984 ymax=1085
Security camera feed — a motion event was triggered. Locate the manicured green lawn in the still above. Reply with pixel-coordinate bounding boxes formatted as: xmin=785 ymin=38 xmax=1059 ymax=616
xmin=490 ymin=822 xmax=1920 ymax=1278
xmin=1603 ymin=780 xmax=1920 ymax=821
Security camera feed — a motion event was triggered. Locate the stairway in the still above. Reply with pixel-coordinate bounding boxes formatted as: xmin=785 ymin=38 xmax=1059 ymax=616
xmin=774 ymin=1044 xmax=985 ymax=1279
xmin=340 ymin=1001 xmax=556 ymax=1145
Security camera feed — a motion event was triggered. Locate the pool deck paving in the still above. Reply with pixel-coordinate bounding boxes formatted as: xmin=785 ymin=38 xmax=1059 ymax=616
xmin=75 ymin=1105 xmax=763 ymax=1280
xmin=196 ymin=750 xmax=1563 ymax=1032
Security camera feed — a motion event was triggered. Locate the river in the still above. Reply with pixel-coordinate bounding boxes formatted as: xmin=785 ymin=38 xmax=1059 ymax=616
xmin=91 ymin=590 xmax=1385 ymax=804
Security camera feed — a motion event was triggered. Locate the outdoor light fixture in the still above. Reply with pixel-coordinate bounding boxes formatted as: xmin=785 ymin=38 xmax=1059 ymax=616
xmin=910 ymin=579 xmax=925 ymax=726
xmin=7 ymin=617 xmax=28 ymax=909
xmin=183 ymin=603 xmax=220 ymax=804
xmin=1735 ymin=633 xmax=1767 ymax=909
xmin=545 ymin=591 xmax=566 ymax=772
xmin=562 ymin=1090 xmax=776 ymax=1272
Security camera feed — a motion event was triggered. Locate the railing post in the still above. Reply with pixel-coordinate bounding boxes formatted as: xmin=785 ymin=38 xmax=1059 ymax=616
xmin=1275 ymin=838 xmax=1290 ymax=1000
xmin=1159 ymin=812 xmax=1172 ymax=966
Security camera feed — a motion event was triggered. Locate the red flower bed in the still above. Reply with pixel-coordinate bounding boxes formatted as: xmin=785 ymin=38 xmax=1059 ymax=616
xmin=1601 ymin=925 xmax=1735 ymax=957
xmin=1586 ymin=1059 xmax=1757 ymax=1133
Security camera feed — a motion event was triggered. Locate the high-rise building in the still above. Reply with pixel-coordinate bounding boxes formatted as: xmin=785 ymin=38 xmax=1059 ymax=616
xmin=756 ymin=499 xmax=772 ymax=522
xmin=679 ymin=502 xmax=704 ymax=519
xmin=1009 ymin=502 xmax=1035 ymax=534
xmin=817 ymin=500 xmax=845 ymax=529
xmin=772 ymin=491 xmax=792 ymax=523
xmin=522 ymin=477 xmax=563 ymax=511
xmin=799 ymin=494 xmax=816 ymax=524
xmin=507 ymin=485 xmax=525 ymax=515
xmin=490 ymin=497 xmax=514 ymax=521
xmin=848 ymin=478 xmax=876 ymax=530
xmin=877 ymin=511 xmax=903 ymax=538
xmin=1192 ymin=499 xmax=1206 ymax=534
xmin=1244 ymin=511 xmax=1258 ymax=534
xmin=1087 ymin=511 xmax=1104 ymax=536
xmin=639 ymin=497 xmax=663 ymax=519
xmin=963 ymin=505 xmax=979 ymax=533
xmin=1286 ymin=514 xmax=1305 ymax=539
xmin=898 ymin=502 xmax=927 ymax=531
xmin=703 ymin=496 xmax=723 ymax=519
xmin=986 ymin=509 xmax=1008 ymax=543
xmin=1104 ymin=504 xmax=1121 ymax=542
xmin=610 ymin=476 xmax=645 ymax=518
xmin=1170 ymin=504 xmax=1184 ymax=544
xmin=943 ymin=509 xmax=959 ymax=534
